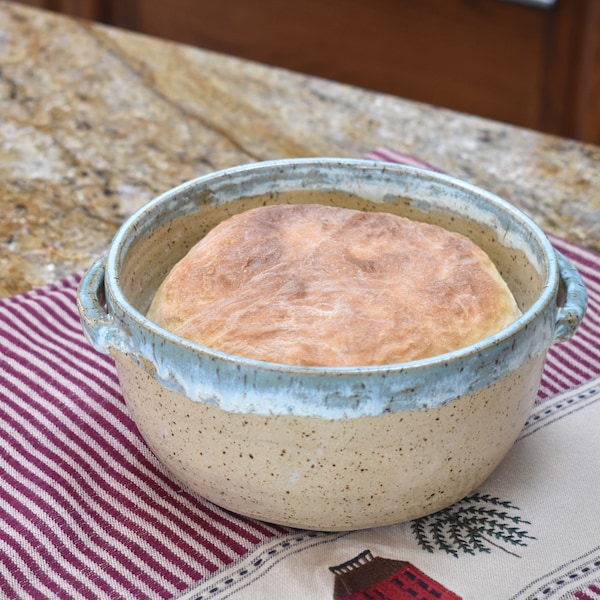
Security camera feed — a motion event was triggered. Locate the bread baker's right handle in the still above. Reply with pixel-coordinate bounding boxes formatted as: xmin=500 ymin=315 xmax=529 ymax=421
xmin=553 ymin=250 xmax=588 ymax=343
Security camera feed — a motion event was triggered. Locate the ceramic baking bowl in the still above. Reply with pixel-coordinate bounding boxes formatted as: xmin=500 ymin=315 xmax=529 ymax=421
xmin=77 ymin=158 xmax=587 ymax=531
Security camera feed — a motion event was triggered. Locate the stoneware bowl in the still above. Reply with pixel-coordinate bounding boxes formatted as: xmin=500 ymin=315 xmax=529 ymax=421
xmin=77 ymin=158 xmax=587 ymax=531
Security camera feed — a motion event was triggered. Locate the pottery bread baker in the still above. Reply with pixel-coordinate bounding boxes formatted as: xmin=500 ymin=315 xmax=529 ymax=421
xmin=77 ymin=159 xmax=587 ymax=531
xmin=146 ymin=203 xmax=522 ymax=366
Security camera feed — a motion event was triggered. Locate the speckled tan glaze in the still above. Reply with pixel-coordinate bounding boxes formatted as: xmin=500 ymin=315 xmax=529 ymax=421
xmin=115 ymin=350 xmax=543 ymax=530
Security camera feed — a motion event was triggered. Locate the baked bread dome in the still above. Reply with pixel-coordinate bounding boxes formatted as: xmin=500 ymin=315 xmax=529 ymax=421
xmin=147 ymin=203 xmax=521 ymax=366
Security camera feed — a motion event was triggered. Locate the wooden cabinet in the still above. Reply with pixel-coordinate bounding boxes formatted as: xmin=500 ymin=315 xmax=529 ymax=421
xmin=11 ymin=0 xmax=600 ymax=143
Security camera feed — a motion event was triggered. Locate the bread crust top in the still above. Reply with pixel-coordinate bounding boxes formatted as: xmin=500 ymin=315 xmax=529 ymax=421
xmin=147 ymin=204 xmax=521 ymax=366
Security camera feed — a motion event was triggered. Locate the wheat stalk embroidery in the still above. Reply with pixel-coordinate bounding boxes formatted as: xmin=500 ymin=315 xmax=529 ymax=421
xmin=411 ymin=493 xmax=535 ymax=558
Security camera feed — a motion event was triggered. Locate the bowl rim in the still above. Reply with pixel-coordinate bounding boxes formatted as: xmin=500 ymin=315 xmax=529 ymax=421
xmin=104 ymin=157 xmax=559 ymax=376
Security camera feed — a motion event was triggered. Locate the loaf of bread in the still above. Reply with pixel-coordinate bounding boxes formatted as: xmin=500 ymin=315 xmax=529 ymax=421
xmin=147 ymin=203 xmax=521 ymax=366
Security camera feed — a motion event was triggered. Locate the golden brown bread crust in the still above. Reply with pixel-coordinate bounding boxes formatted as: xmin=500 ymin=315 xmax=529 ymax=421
xmin=147 ymin=204 xmax=521 ymax=366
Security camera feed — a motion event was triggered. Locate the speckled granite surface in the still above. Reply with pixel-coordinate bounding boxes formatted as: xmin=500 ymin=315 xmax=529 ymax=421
xmin=1 ymin=1 xmax=598 ymax=297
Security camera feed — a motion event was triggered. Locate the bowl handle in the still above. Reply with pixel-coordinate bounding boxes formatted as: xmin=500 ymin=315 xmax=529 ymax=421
xmin=553 ymin=250 xmax=588 ymax=343
xmin=77 ymin=257 xmax=118 ymax=355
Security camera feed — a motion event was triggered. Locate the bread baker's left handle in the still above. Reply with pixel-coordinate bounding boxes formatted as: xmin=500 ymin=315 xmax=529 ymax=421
xmin=77 ymin=257 xmax=119 ymax=355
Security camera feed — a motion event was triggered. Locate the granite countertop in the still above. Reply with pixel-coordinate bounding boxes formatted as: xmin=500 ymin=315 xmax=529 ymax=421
xmin=1 ymin=1 xmax=598 ymax=298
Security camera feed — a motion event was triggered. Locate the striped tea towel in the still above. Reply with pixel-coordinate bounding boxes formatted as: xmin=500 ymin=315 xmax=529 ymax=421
xmin=1 ymin=151 xmax=599 ymax=599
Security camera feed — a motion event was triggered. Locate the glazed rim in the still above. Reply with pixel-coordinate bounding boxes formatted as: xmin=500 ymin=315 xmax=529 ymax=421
xmin=105 ymin=158 xmax=558 ymax=376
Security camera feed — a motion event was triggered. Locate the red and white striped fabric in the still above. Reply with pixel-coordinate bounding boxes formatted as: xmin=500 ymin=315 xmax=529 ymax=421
xmin=537 ymin=233 xmax=600 ymax=399
xmin=1 ymin=152 xmax=599 ymax=599
xmin=0 ymin=275 xmax=292 ymax=599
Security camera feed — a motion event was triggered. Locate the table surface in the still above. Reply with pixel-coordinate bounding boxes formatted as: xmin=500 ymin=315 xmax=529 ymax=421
xmin=1 ymin=1 xmax=599 ymax=298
